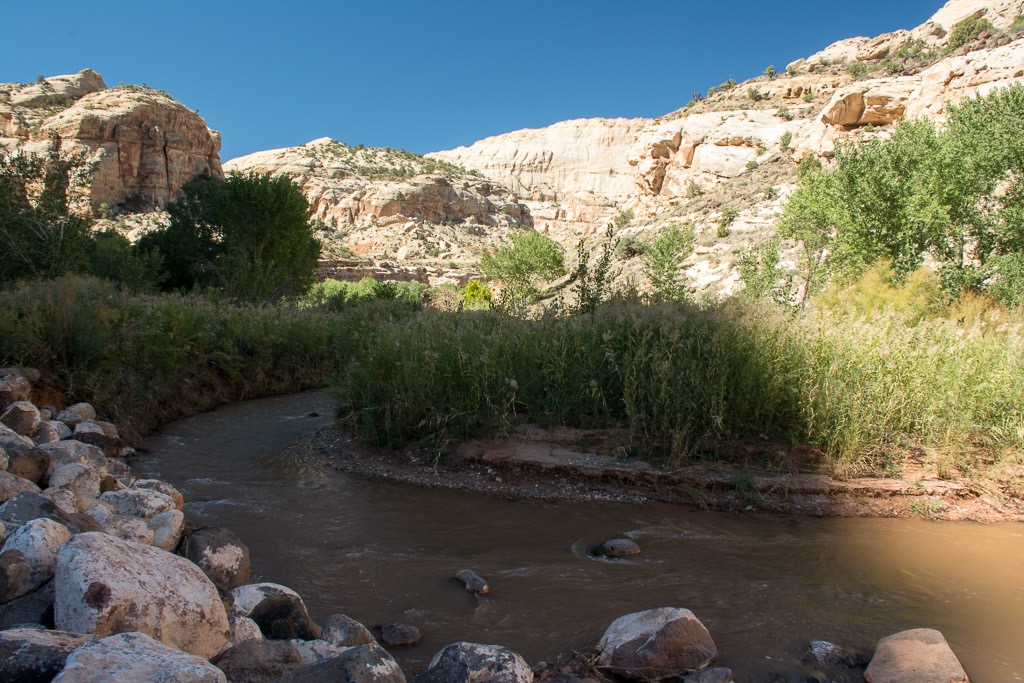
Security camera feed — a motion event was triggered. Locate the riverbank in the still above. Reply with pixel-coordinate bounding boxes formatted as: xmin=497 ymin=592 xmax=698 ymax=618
xmin=313 ymin=421 xmax=1024 ymax=523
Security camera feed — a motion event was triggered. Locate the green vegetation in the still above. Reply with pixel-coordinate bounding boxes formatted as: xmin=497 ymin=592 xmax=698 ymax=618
xmin=479 ymin=229 xmax=566 ymax=307
xmin=738 ymin=238 xmax=787 ymax=303
xmin=570 ymin=223 xmax=619 ymax=314
xmin=139 ymin=172 xmax=321 ymax=302
xmin=780 ymin=85 xmax=1024 ymax=305
xmin=717 ymin=207 xmax=738 ymax=237
xmin=642 ymin=222 xmax=694 ymax=302
xmin=779 ymin=130 xmax=793 ymax=151
xmin=946 ymin=16 xmax=994 ymax=51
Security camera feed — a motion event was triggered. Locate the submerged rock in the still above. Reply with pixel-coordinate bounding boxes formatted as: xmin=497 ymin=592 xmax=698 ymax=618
xmin=589 ymin=538 xmax=641 ymax=559
xmin=864 ymin=628 xmax=969 ymax=683
xmin=596 ymin=607 xmax=718 ymax=681
xmin=380 ymin=622 xmax=422 ymax=647
xmin=52 ymin=631 xmax=226 ymax=683
xmin=455 ymin=569 xmax=490 ymax=595
xmin=412 ymin=642 xmax=533 ymax=683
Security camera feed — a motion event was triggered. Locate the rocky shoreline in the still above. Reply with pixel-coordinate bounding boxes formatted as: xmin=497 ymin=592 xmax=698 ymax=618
xmin=1 ymin=368 xmax=975 ymax=682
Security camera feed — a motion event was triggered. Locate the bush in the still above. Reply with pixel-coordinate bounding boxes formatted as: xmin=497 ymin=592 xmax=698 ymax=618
xmin=776 ymin=106 xmax=794 ymax=121
xmin=717 ymin=208 xmax=738 ymax=237
xmin=479 ymin=229 xmax=565 ymax=307
xmin=685 ymin=180 xmax=704 ymax=199
xmin=462 ymin=279 xmax=493 ymax=308
xmin=748 ymin=87 xmax=765 ymax=102
xmin=847 ymin=61 xmax=871 ymax=79
xmin=779 ymin=130 xmax=794 ymax=151
xmin=738 ymin=238 xmax=787 ymax=303
xmin=947 ymin=16 xmax=994 ymax=51
xmin=642 ymin=222 xmax=694 ymax=302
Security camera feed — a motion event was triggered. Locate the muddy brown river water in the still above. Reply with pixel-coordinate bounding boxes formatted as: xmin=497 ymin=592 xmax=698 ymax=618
xmin=133 ymin=392 xmax=1024 ymax=682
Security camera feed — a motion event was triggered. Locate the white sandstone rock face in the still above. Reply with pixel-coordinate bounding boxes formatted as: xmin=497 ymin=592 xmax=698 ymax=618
xmin=1 ymin=518 xmax=71 ymax=595
xmin=54 ymin=532 xmax=230 ymax=659
xmin=52 ymin=631 xmax=227 ymax=683
xmin=596 ymin=607 xmax=719 ymax=680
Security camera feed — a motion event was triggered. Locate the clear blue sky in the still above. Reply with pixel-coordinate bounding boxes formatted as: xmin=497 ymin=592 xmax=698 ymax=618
xmin=2 ymin=1 xmax=942 ymax=161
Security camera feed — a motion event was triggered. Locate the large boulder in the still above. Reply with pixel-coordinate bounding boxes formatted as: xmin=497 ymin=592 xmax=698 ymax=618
xmin=0 ymin=492 xmax=101 ymax=534
xmin=596 ymin=607 xmax=718 ymax=680
xmin=276 ymin=643 xmax=406 ymax=683
xmin=1 ymin=401 xmax=42 ymax=436
xmin=864 ymin=628 xmax=970 ymax=683
xmin=54 ymin=532 xmax=230 ymax=658
xmin=52 ymin=631 xmax=227 ymax=683
xmin=132 ymin=479 xmax=183 ymax=509
xmin=322 ymin=613 xmax=376 ymax=647
xmin=0 ymin=578 xmax=55 ymax=629
xmin=0 ymin=627 xmax=95 ymax=683
xmin=183 ymin=526 xmax=251 ymax=591
xmin=411 ymin=642 xmax=533 ymax=683
xmin=0 ymin=424 xmax=35 ymax=458
xmin=71 ymin=421 xmax=119 ymax=456
xmin=212 ymin=638 xmax=344 ymax=683
xmin=0 ymin=373 xmax=32 ymax=407
xmin=35 ymin=441 xmax=106 ymax=479
xmin=49 ymin=463 xmax=102 ymax=501
xmin=98 ymin=487 xmax=176 ymax=519
xmin=1 ymin=518 xmax=71 ymax=597
xmin=6 ymin=450 xmax=49 ymax=485
xmin=0 ymin=471 xmax=41 ymax=503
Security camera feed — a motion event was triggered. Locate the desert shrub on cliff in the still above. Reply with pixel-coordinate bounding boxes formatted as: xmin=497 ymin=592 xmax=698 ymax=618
xmin=140 ymin=171 xmax=321 ymax=303
xmin=946 ymin=16 xmax=995 ymax=51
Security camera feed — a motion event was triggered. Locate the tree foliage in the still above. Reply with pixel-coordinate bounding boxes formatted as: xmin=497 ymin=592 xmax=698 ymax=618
xmin=140 ymin=171 xmax=321 ymax=302
xmin=642 ymin=222 xmax=695 ymax=302
xmin=479 ymin=229 xmax=565 ymax=306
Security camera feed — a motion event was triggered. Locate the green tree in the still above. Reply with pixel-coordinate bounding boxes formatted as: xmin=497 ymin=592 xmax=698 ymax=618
xmin=0 ymin=141 xmax=94 ymax=282
xmin=570 ymin=222 xmax=619 ymax=314
xmin=140 ymin=171 xmax=321 ymax=302
xmin=479 ymin=229 xmax=565 ymax=306
xmin=777 ymin=166 xmax=839 ymax=303
xmin=642 ymin=222 xmax=694 ymax=302
xmin=737 ymin=238 xmax=789 ymax=304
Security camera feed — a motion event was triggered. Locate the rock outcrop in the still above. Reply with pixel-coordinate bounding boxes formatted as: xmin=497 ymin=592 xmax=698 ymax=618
xmin=1 ymin=70 xmax=222 ymax=213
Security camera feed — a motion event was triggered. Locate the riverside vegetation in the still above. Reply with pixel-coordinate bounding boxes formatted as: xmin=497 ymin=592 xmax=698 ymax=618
xmin=2 ymin=86 xmax=1024 ymax=497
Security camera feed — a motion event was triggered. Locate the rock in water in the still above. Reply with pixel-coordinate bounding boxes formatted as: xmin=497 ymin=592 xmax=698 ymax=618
xmin=276 ymin=643 xmax=406 ymax=683
xmin=589 ymin=538 xmax=641 ymax=558
xmin=380 ymin=622 xmax=422 ymax=647
xmin=864 ymin=628 xmax=970 ymax=683
xmin=455 ymin=569 xmax=490 ymax=595
xmin=183 ymin=526 xmax=251 ymax=591
xmin=596 ymin=607 xmax=718 ymax=680
xmin=54 ymin=532 xmax=230 ymax=659
xmin=412 ymin=642 xmax=534 ymax=683
xmin=322 ymin=612 xmax=376 ymax=647
xmin=52 ymin=631 xmax=226 ymax=683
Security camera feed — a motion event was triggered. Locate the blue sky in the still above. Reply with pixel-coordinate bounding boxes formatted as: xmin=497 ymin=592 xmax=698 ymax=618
xmin=2 ymin=1 xmax=942 ymax=161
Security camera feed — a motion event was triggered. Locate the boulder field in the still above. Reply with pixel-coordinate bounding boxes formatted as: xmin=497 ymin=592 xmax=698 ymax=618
xmin=0 ymin=366 xmax=973 ymax=682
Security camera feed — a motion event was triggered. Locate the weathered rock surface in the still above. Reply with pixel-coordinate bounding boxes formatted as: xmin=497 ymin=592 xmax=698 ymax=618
xmin=98 ymin=487 xmax=176 ymax=519
xmin=589 ymin=538 xmax=641 ymax=558
xmin=49 ymin=463 xmax=102 ymax=501
xmin=1 ymin=518 xmax=71 ymax=597
xmin=54 ymin=532 xmax=230 ymax=658
xmin=183 ymin=526 xmax=251 ymax=591
xmin=864 ymin=628 xmax=970 ymax=683
xmin=71 ymin=421 xmax=119 ymax=455
xmin=455 ymin=569 xmax=490 ymax=595
xmin=380 ymin=622 xmax=422 ymax=647
xmin=213 ymin=637 xmax=343 ymax=683
xmin=0 ymin=373 xmax=32 ymax=407
xmin=35 ymin=441 xmax=106 ymax=479
xmin=275 ymin=643 xmax=406 ymax=683
xmin=0 ymin=550 xmax=34 ymax=603
xmin=0 ymin=424 xmax=35 ymax=458
xmin=132 ymin=478 xmax=183 ymax=509
xmin=0 ymin=578 xmax=55 ymax=629
xmin=322 ymin=612 xmax=376 ymax=647
xmin=52 ymin=631 xmax=227 ymax=683
xmin=149 ymin=508 xmax=186 ymax=551
xmin=1 ymin=401 xmax=42 ymax=436
xmin=54 ymin=404 xmax=95 ymax=429
xmin=0 ymin=492 xmax=100 ymax=533
xmin=596 ymin=607 xmax=718 ymax=680
xmin=0 ymin=627 xmax=95 ymax=683
xmin=412 ymin=642 xmax=533 ymax=683
xmin=7 ymin=450 xmax=49 ymax=484
xmin=0 ymin=471 xmax=41 ymax=503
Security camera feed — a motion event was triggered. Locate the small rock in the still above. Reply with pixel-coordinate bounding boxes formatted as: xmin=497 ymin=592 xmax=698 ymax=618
xmin=7 ymin=450 xmax=49 ymax=484
xmin=0 ymin=550 xmax=33 ymax=602
xmin=99 ymin=487 xmax=176 ymax=519
xmin=276 ymin=643 xmax=406 ymax=683
xmin=55 ymin=403 xmax=96 ymax=428
xmin=132 ymin=479 xmax=184 ymax=508
xmin=590 ymin=538 xmax=641 ymax=558
xmin=0 ymin=627 xmax=95 ymax=683
xmin=183 ymin=526 xmax=251 ymax=591
xmin=50 ymin=463 xmax=102 ymax=500
xmin=52 ymin=631 xmax=227 ymax=683
xmin=455 ymin=569 xmax=490 ymax=595
xmin=412 ymin=642 xmax=533 ymax=683
xmin=42 ymin=486 xmax=80 ymax=514
xmin=36 ymin=440 xmax=107 ymax=479
xmin=1 ymin=401 xmax=41 ymax=436
xmin=0 ymin=471 xmax=41 ymax=503
xmin=806 ymin=639 xmax=858 ymax=668
xmin=213 ymin=638 xmax=306 ymax=683
xmin=864 ymin=628 xmax=969 ymax=683
xmin=681 ymin=668 xmax=734 ymax=682
xmin=0 ymin=425 xmax=34 ymax=458
xmin=596 ymin=607 xmax=718 ymax=680
xmin=322 ymin=612 xmax=376 ymax=647
xmin=227 ymin=614 xmax=264 ymax=647
xmin=0 ymin=373 xmax=32 ymax=407
xmin=149 ymin=509 xmax=186 ymax=551
xmin=1 ymin=517 xmax=72 ymax=596
xmin=380 ymin=622 xmax=422 ymax=647
xmin=100 ymin=474 xmax=126 ymax=493
xmin=72 ymin=421 xmax=119 ymax=455
xmin=104 ymin=513 xmax=156 ymax=544
xmin=0 ymin=578 xmax=55 ymax=629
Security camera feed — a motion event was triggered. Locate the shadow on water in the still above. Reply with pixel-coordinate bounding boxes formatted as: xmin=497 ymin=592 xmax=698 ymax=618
xmin=133 ymin=391 xmax=1024 ymax=682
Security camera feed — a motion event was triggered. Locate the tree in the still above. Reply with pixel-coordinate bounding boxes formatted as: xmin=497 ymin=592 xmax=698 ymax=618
xmin=738 ymin=238 xmax=789 ymax=304
xmin=0 ymin=140 xmax=94 ymax=282
xmin=570 ymin=222 xmax=619 ymax=314
xmin=642 ymin=222 xmax=694 ymax=302
xmin=140 ymin=171 xmax=321 ymax=301
xmin=479 ymin=229 xmax=565 ymax=307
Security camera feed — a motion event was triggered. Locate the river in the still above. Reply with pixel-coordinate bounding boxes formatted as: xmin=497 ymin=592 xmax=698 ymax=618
xmin=132 ymin=391 xmax=1024 ymax=681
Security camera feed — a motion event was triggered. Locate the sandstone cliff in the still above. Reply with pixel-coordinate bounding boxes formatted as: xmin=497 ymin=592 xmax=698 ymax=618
xmin=224 ymin=138 xmax=531 ymax=283
xmin=1 ymin=70 xmax=222 ymax=213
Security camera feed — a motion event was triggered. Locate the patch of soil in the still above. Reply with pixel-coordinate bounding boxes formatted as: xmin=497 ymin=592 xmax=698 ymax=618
xmin=311 ymin=423 xmax=1024 ymax=523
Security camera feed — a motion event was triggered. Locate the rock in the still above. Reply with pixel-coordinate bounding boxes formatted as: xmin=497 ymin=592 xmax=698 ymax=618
xmin=35 ymin=441 xmax=106 ymax=479
xmin=1 ymin=401 xmax=42 ymax=436
xmin=0 ymin=578 xmax=55 ymax=629
xmin=103 ymin=513 xmax=156 ymax=545
xmin=589 ymin=538 xmax=641 ymax=558
xmin=183 ymin=526 xmax=251 ymax=591
xmin=322 ymin=613 xmax=376 ymax=647
xmin=132 ymin=479 xmax=183 ymax=509
xmin=0 ymin=424 xmax=35 ymax=458
xmin=33 ymin=422 xmax=63 ymax=445
xmin=0 ymin=550 xmax=33 ymax=602
xmin=7 ymin=450 xmax=49 ymax=484
xmin=213 ymin=638 xmax=305 ymax=683
xmin=455 ymin=569 xmax=490 ymax=595
xmin=276 ymin=643 xmax=406 ymax=683
xmin=380 ymin=622 xmax=422 ymax=647
xmin=806 ymin=639 xmax=858 ymax=668
xmin=864 ymin=628 xmax=969 ymax=683
xmin=71 ymin=421 xmax=119 ymax=455
xmin=411 ymin=642 xmax=533 ymax=683
xmin=0 ymin=446 xmax=7 ymax=472
xmin=42 ymin=487 xmax=80 ymax=514
xmin=231 ymin=582 xmax=303 ymax=616
xmin=227 ymin=614 xmax=264 ymax=647
xmin=0 ymin=373 xmax=32 ymax=407
xmin=596 ymin=607 xmax=718 ymax=680
xmin=0 ymin=492 xmax=102 ymax=534
xmin=149 ymin=509 xmax=186 ymax=551
xmin=54 ymin=404 xmax=95 ymax=429
xmin=99 ymin=487 xmax=176 ymax=519
xmin=103 ymin=458 xmax=135 ymax=488
xmin=248 ymin=592 xmax=322 ymax=641
xmin=1 ymin=518 xmax=72 ymax=596
xmin=52 ymin=631 xmax=227 ymax=683
xmin=49 ymin=463 xmax=102 ymax=500
xmin=0 ymin=471 xmax=42 ymax=503
xmin=680 ymin=668 xmax=734 ymax=682
xmin=0 ymin=627 xmax=96 ymax=683
xmin=54 ymin=532 xmax=230 ymax=658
